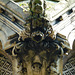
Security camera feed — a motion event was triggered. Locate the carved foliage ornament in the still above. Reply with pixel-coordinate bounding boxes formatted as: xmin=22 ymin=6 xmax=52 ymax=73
xmin=12 ymin=0 xmax=71 ymax=75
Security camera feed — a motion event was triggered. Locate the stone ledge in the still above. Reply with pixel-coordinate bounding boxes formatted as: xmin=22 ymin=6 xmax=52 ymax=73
xmin=6 ymin=1 xmax=29 ymax=19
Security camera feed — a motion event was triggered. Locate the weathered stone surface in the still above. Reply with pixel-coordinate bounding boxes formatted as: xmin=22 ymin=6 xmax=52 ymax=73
xmin=0 ymin=22 xmax=16 ymax=38
xmin=0 ymin=31 xmax=7 ymax=49
xmin=6 ymin=1 xmax=29 ymax=19
xmin=0 ymin=22 xmax=16 ymax=49
xmin=0 ymin=0 xmax=75 ymax=75
xmin=0 ymin=0 xmax=10 ymax=5
xmin=46 ymin=1 xmax=68 ymax=21
xmin=68 ymin=0 xmax=75 ymax=5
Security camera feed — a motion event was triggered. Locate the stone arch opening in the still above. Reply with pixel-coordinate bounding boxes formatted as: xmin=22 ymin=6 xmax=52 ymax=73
xmin=68 ymin=29 xmax=75 ymax=50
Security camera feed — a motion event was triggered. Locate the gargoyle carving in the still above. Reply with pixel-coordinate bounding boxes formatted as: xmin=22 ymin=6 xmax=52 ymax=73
xmin=12 ymin=0 xmax=71 ymax=75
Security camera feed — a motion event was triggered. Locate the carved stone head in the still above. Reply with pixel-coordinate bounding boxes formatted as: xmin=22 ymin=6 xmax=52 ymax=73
xmin=29 ymin=0 xmax=46 ymax=15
